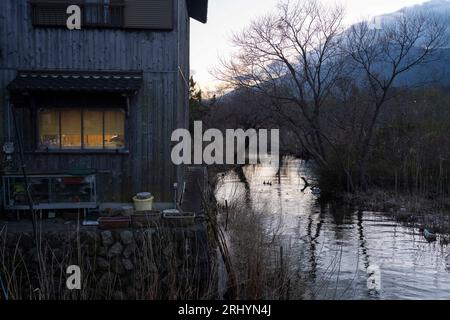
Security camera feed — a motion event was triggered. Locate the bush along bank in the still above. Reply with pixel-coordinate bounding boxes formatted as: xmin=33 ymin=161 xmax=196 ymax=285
xmin=343 ymin=189 xmax=450 ymax=242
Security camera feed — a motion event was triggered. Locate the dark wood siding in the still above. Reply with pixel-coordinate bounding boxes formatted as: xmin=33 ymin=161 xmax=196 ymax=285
xmin=0 ymin=0 xmax=190 ymax=203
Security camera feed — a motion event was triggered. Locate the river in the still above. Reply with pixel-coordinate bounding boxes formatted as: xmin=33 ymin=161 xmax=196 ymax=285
xmin=215 ymin=158 xmax=450 ymax=300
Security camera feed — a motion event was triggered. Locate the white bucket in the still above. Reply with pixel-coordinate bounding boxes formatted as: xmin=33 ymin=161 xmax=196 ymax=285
xmin=133 ymin=196 xmax=154 ymax=212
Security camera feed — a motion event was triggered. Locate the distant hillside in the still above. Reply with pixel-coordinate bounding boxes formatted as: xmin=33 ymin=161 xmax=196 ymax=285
xmin=220 ymin=0 xmax=450 ymax=99
xmin=369 ymin=0 xmax=450 ymax=87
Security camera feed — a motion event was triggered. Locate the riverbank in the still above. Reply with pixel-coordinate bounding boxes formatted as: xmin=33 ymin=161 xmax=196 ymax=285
xmin=343 ymin=190 xmax=450 ymax=237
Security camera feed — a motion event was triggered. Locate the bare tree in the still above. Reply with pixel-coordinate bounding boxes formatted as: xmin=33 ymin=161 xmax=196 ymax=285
xmin=216 ymin=0 xmax=447 ymax=191
xmin=346 ymin=10 xmax=448 ymax=187
xmin=216 ymin=0 xmax=347 ymax=167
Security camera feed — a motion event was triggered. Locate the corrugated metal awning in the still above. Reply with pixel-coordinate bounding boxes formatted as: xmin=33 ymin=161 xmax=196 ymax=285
xmin=7 ymin=70 xmax=143 ymax=93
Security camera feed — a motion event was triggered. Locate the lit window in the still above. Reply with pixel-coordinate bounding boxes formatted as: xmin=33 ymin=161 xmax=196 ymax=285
xmin=39 ymin=110 xmax=60 ymax=149
xmin=104 ymin=111 xmax=125 ymax=149
xmin=38 ymin=109 xmax=125 ymax=150
xmin=61 ymin=110 xmax=82 ymax=149
xmin=84 ymin=110 xmax=103 ymax=149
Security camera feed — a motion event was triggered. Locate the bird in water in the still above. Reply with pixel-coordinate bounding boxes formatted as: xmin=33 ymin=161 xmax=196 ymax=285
xmin=423 ymin=229 xmax=437 ymax=242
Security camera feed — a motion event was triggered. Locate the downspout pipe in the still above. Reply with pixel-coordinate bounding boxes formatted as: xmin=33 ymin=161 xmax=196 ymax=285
xmin=6 ymin=94 xmax=12 ymax=143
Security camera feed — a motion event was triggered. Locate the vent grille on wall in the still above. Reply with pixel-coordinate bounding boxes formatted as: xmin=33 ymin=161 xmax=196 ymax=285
xmin=32 ymin=2 xmax=68 ymax=27
xmin=124 ymin=0 xmax=173 ymax=30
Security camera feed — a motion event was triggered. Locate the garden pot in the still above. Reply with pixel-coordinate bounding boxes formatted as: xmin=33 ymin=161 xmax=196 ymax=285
xmin=162 ymin=210 xmax=196 ymax=227
xmin=98 ymin=216 xmax=130 ymax=230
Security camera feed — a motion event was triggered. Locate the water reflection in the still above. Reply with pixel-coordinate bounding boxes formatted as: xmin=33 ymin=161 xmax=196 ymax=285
xmin=215 ymin=158 xmax=450 ymax=300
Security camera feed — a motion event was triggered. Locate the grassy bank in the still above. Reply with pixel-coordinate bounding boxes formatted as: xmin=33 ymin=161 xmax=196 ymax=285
xmin=203 ymin=165 xmax=309 ymax=300
xmin=211 ymin=197 xmax=308 ymax=300
xmin=343 ymin=189 xmax=450 ymax=236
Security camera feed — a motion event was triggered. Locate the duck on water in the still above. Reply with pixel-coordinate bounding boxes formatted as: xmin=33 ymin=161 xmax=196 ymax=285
xmin=421 ymin=228 xmax=437 ymax=242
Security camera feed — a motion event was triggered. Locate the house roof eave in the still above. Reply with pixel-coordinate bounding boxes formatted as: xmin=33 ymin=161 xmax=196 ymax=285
xmin=187 ymin=0 xmax=208 ymax=24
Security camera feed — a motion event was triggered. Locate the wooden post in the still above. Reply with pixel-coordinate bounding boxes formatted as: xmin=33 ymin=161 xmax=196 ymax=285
xmin=225 ymin=200 xmax=229 ymax=231
xmin=11 ymin=103 xmax=37 ymax=239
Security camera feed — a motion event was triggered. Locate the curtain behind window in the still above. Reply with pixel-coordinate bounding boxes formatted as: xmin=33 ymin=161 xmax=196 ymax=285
xmin=61 ymin=110 xmax=82 ymax=148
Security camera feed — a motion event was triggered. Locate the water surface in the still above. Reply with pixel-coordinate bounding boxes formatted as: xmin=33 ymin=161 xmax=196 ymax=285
xmin=215 ymin=159 xmax=450 ymax=300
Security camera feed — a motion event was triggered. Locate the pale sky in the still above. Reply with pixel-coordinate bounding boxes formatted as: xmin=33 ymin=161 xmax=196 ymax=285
xmin=190 ymin=0 xmax=430 ymax=92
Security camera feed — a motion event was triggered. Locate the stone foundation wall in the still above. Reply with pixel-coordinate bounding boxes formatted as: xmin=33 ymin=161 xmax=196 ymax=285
xmin=0 ymin=220 xmax=212 ymax=300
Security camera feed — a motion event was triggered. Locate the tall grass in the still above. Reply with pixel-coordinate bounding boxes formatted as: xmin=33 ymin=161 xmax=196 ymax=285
xmin=203 ymin=187 xmax=307 ymax=300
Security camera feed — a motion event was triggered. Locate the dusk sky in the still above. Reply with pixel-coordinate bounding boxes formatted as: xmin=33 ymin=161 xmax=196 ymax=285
xmin=190 ymin=0 xmax=430 ymax=92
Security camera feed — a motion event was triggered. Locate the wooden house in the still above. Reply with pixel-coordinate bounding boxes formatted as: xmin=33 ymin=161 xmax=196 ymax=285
xmin=0 ymin=0 xmax=208 ymax=211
